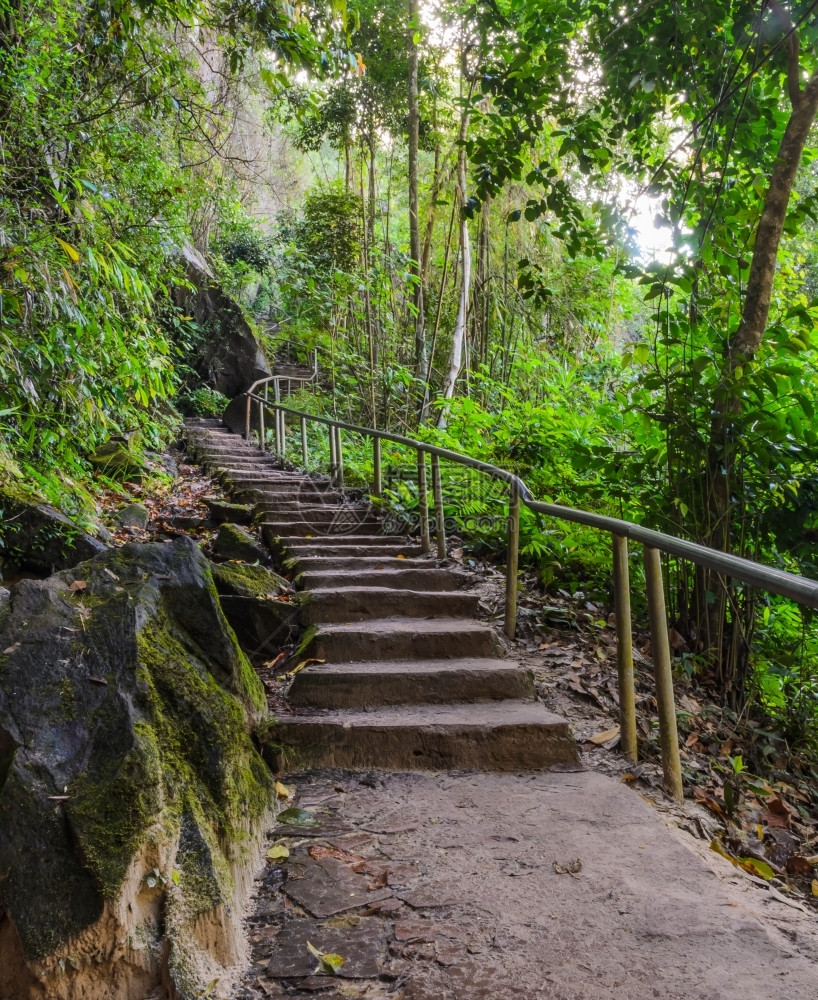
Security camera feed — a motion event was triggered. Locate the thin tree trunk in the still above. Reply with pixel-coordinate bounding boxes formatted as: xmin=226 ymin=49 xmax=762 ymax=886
xmin=437 ymin=96 xmax=472 ymax=429
xmin=407 ymin=0 xmax=426 ymax=421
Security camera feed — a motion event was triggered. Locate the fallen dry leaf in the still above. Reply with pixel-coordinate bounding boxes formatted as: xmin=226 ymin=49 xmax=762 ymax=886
xmin=588 ymin=726 xmax=620 ymax=746
xmin=553 ymin=859 xmax=582 ymax=878
xmin=785 ymin=855 xmax=814 ymax=876
xmin=68 ymin=580 xmax=87 ymax=592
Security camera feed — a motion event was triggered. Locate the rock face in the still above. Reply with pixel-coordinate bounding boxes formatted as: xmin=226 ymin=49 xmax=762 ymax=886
xmin=212 ymin=522 xmax=269 ymax=564
xmin=172 ymin=261 xmax=270 ymax=398
xmin=0 ymin=489 xmax=107 ymax=576
xmin=0 ymin=537 xmax=275 ymax=1000
xmin=210 ymin=561 xmax=298 ymax=663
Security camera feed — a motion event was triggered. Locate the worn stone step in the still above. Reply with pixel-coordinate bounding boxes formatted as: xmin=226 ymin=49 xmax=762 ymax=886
xmin=278 ymin=543 xmax=423 ymax=561
xmin=219 ymin=471 xmax=316 ymax=483
xmin=262 ymin=505 xmax=375 ymax=525
xmin=274 ymin=701 xmax=578 ymax=771
xmin=287 ymin=658 xmax=534 ymax=709
xmin=288 ymin=554 xmax=437 ymax=572
xmin=274 ymin=534 xmax=409 ymax=548
xmin=297 ymin=567 xmax=465 ymax=591
xmin=302 ymin=618 xmax=502 ymax=662
xmin=263 ymin=520 xmax=384 ymax=539
xmin=299 ymin=587 xmax=479 ymax=624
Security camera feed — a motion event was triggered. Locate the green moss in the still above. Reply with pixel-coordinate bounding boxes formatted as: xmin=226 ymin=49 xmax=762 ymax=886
xmin=63 ymin=599 xmax=273 ymax=905
xmin=68 ymin=723 xmax=163 ymax=897
xmin=294 ymin=623 xmax=318 ymax=660
xmin=210 ymin=560 xmax=287 ymax=600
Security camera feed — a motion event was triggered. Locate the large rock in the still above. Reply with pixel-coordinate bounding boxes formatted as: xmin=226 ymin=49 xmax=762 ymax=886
xmin=210 ymin=561 xmax=298 ymax=663
xmin=172 ymin=259 xmax=270 ymax=399
xmin=0 ymin=537 xmax=275 ymax=1000
xmin=212 ymin=522 xmax=268 ymax=564
xmin=0 ymin=488 xmax=107 ymax=576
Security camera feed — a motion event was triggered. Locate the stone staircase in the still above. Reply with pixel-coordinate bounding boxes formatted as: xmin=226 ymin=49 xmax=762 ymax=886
xmin=186 ymin=418 xmax=579 ymax=772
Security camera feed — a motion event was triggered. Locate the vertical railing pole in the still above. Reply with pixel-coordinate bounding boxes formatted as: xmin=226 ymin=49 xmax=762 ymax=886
xmin=417 ymin=450 xmax=431 ymax=553
xmin=244 ymin=395 xmax=251 ymax=440
xmin=280 ymin=410 xmax=286 ymax=460
xmin=431 ymin=453 xmax=446 ymax=560
xmin=373 ymin=436 xmax=382 ymax=498
xmin=328 ymin=423 xmax=337 ymax=484
xmin=335 ymin=426 xmax=344 ymax=488
xmin=504 ymin=481 xmax=520 ymax=638
xmin=258 ymin=400 xmax=265 ymax=453
xmin=301 ymin=416 xmax=308 ymax=467
xmin=643 ymin=545 xmax=683 ymax=801
xmin=613 ymin=534 xmax=637 ymax=762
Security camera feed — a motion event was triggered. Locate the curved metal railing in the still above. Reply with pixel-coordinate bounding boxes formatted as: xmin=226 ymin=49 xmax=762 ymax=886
xmin=238 ymin=392 xmax=818 ymax=801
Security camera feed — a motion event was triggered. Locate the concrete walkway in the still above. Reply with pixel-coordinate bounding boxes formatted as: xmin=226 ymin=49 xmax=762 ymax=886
xmin=235 ymin=768 xmax=818 ymax=1000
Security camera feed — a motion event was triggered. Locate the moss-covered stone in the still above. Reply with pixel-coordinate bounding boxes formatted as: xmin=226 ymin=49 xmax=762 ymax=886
xmin=0 ymin=487 xmax=107 ymax=575
xmin=205 ymin=499 xmax=254 ymax=525
xmin=210 ymin=560 xmax=288 ymax=600
xmin=212 ymin=522 xmax=268 ymax=563
xmin=0 ymin=537 xmax=274 ymax=973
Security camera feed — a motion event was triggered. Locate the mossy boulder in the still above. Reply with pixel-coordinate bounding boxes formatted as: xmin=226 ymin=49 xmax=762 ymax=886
xmin=211 ymin=561 xmax=288 ymax=600
xmin=210 ymin=561 xmax=298 ymax=663
xmin=205 ymin=499 xmax=254 ymax=525
xmin=0 ymin=488 xmax=107 ymax=576
xmin=115 ymin=502 xmax=150 ymax=529
xmin=0 ymin=537 xmax=274 ymax=1000
xmin=212 ymin=522 xmax=268 ymax=563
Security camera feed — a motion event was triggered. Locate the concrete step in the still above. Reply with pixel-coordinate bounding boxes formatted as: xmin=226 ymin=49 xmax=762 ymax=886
xmin=230 ymin=480 xmax=334 ymax=495
xmin=274 ymin=534 xmax=410 ymax=548
xmin=302 ymin=618 xmax=503 ymax=662
xmin=274 ymin=701 xmax=578 ymax=771
xmin=263 ymin=520 xmax=384 ymax=539
xmin=278 ymin=543 xmax=423 ymax=560
xmin=287 ymin=658 xmax=534 ymax=708
xmin=297 ymin=567 xmax=466 ymax=591
xmin=299 ymin=587 xmax=479 ymax=624
xmin=262 ymin=505 xmax=375 ymax=525
xmin=287 ymin=555 xmax=438 ymax=572
xmin=218 ymin=471 xmax=316 ymax=483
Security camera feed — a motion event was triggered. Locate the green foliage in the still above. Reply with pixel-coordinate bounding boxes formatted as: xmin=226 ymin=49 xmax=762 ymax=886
xmin=176 ymin=388 xmax=231 ymax=418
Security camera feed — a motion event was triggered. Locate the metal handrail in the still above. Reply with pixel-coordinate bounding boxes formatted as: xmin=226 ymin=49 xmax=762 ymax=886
xmin=240 ymin=393 xmax=818 ymax=801
xmin=244 ymin=351 xmax=319 ymax=455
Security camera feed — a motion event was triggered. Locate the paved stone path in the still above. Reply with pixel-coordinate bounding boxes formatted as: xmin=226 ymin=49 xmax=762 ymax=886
xmin=234 ymin=769 xmax=818 ymax=1000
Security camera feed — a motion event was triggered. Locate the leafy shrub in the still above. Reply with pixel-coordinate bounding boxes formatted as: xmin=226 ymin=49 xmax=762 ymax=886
xmin=176 ymin=388 xmax=230 ymax=418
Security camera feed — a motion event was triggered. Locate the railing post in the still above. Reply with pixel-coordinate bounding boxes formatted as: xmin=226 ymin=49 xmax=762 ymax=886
xmin=373 ymin=436 xmax=382 ymax=498
xmin=431 ymin=453 xmax=446 ymax=560
xmin=504 ymin=482 xmax=520 ymax=638
xmin=328 ymin=423 xmax=337 ymax=483
xmin=335 ymin=426 xmax=344 ymax=488
xmin=613 ymin=534 xmax=637 ymax=762
xmin=417 ymin=450 xmax=431 ymax=553
xmin=301 ymin=416 xmax=308 ymax=467
xmin=280 ymin=410 xmax=286 ymax=459
xmin=643 ymin=545 xmax=683 ymax=801
xmin=258 ymin=400 xmax=265 ymax=453
xmin=244 ymin=395 xmax=251 ymax=440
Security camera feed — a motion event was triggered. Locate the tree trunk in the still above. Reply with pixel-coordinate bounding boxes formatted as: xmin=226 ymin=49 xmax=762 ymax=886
xmin=407 ymin=0 xmax=426 ymax=421
xmin=702 ymin=65 xmax=818 ymax=697
xmin=438 ymin=96 xmax=472 ymax=428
